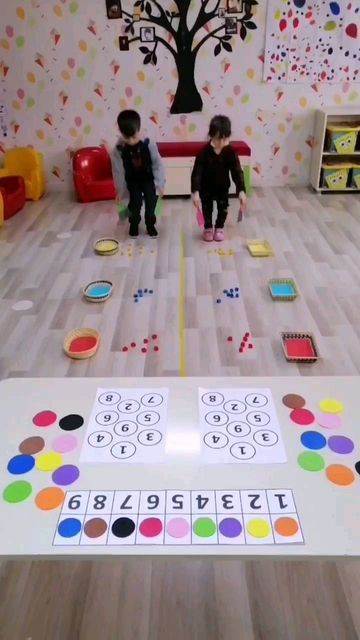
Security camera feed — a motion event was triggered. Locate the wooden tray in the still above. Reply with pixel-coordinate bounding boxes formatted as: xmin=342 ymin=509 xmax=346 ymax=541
xmin=64 ymin=328 xmax=100 ymax=360
xmin=269 ymin=278 xmax=298 ymax=301
xmin=94 ymin=238 xmax=119 ymax=256
xmin=281 ymin=332 xmax=319 ymax=363
xmin=83 ymin=280 xmax=113 ymax=302
xmin=247 ymin=240 xmax=273 ymax=257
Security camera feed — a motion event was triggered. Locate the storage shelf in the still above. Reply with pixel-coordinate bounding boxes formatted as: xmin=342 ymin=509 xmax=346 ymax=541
xmin=322 ymin=151 xmax=360 ymax=156
xmin=318 ymin=188 xmax=360 ymax=193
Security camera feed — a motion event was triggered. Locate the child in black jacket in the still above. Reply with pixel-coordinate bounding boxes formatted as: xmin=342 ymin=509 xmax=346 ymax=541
xmin=191 ymin=115 xmax=246 ymax=242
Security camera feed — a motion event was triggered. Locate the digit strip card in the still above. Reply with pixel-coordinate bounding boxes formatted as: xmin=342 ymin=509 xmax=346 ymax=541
xmin=80 ymin=388 xmax=168 ymax=463
xmin=199 ymin=388 xmax=287 ymax=464
xmin=53 ymin=489 xmax=304 ymax=547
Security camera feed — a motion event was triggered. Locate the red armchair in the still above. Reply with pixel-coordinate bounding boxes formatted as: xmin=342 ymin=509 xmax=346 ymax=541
xmin=72 ymin=146 xmax=116 ymax=203
xmin=0 ymin=176 xmax=26 ymax=221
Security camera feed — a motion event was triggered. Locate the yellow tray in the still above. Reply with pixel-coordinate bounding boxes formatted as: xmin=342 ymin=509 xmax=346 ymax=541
xmin=247 ymin=240 xmax=273 ymax=257
xmin=94 ymin=238 xmax=119 ymax=256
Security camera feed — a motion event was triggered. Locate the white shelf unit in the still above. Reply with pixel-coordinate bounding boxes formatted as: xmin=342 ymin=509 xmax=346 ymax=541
xmin=310 ymin=107 xmax=360 ymax=193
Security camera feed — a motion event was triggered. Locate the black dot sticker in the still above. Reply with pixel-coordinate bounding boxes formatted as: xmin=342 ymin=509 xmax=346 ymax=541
xmin=59 ymin=414 xmax=84 ymax=431
xmin=355 ymin=461 xmax=360 ymax=477
xmin=111 ymin=517 xmax=136 ymax=538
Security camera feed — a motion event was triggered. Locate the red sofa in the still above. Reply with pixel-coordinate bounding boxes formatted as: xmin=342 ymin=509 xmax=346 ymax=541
xmin=0 ymin=176 xmax=26 ymax=220
xmin=73 ymin=146 xmax=116 ymax=203
xmin=157 ymin=141 xmax=251 ymax=158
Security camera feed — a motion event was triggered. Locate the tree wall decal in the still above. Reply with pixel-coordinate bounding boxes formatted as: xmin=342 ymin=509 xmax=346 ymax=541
xmin=121 ymin=1 xmax=258 ymax=114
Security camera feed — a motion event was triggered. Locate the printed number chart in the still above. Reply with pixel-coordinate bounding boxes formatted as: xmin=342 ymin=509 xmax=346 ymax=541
xmin=80 ymin=388 xmax=168 ymax=464
xmin=199 ymin=388 xmax=287 ymax=464
xmin=53 ymin=489 xmax=304 ymax=547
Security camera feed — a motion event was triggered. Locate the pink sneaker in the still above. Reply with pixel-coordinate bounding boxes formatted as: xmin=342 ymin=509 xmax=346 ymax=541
xmin=214 ymin=228 xmax=224 ymax=242
xmin=203 ymin=228 xmax=214 ymax=242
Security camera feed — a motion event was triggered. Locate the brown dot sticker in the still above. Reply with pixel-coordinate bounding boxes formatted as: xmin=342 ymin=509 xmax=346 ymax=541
xmin=282 ymin=394 xmax=306 ymax=409
xmin=84 ymin=517 xmax=108 ymax=538
xmin=19 ymin=436 xmax=45 ymax=455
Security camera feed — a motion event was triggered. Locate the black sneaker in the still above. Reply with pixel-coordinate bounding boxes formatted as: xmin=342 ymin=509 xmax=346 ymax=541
xmin=147 ymin=225 xmax=158 ymax=238
xmin=129 ymin=222 xmax=139 ymax=238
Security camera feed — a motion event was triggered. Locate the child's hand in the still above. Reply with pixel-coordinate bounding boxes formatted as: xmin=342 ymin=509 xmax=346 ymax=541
xmin=157 ymin=189 xmax=165 ymax=198
xmin=115 ymin=193 xmax=121 ymax=204
xmin=239 ymin=191 xmax=247 ymax=209
xmin=192 ymin=191 xmax=201 ymax=208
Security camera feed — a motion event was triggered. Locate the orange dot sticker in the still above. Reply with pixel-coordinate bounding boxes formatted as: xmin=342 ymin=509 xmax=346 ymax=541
xmin=326 ymin=464 xmax=355 ymax=487
xmin=274 ymin=517 xmax=299 ymax=537
xmin=35 ymin=487 xmax=65 ymax=511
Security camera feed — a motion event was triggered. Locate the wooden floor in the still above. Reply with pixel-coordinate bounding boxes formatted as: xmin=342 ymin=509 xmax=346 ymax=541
xmin=1 ymin=188 xmax=360 ymax=639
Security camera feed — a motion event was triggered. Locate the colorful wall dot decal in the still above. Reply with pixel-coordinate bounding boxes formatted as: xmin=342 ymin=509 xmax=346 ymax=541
xmin=274 ymin=517 xmax=299 ymax=537
xmin=329 ymin=2 xmax=340 ymax=16
xmin=282 ymin=394 xmax=306 ymax=409
xmin=59 ymin=414 xmax=84 ymax=431
xmin=52 ymin=464 xmax=80 ymax=486
xmin=111 ymin=517 xmax=135 ymax=538
xmin=7 ymin=454 xmax=35 ymax=475
xmin=52 ymin=434 xmax=77 ymax=454
xmin=35 ymin=487 xmax=65 ymax=511
xmin=300 ymin=431 xmax=326 ymax=450
xmin=84 ymin=518 xmax=108 ymax=538
xmin=345 ymin=24 xmax=358 ymax=39
xmin=36 ymin=452 xmax=63 ymax=472
xmin=69 ymin=1 xmax=79 ymax=14
xmin=317 ymin=413 xmax=341 ymax=430
xmin=219 ymin=517 xmax=242 ymax=538
xmin=326 ymin=464 xmax=355 ymax=487
xmin=298 ymin=451 xmax=325 ymax=472
xmin=3 ymin=480 xmax=32 ymax=503
xmin=246 ymin=518 xmax=270 ymax=538
xmin=33 ymin=410 xmax=57 ymax=427
xmin=293 ymin=0 xmax=306 ymax=7
xmin=193 ymin=517 xmax=216 ymax=538
xmin=16 ymin=36 xmax=25 ymax=48
xmin=324 ymin=21 xmax=337 ymax=32
xmin=328 ymin=436 xmax=354 ymax=455
xmin=58 ymin=518 xmax=82 ymax=538
xmin=290 ymin=408 xmax=315 ymax=426
xmin=166 ymin=517 xmax=190 ymax=538
xmin=139 ymin=517 xmax=163 ymax=538
xmin=319 ymin=399 xmax=344 ymax=414
xmin=19 ymin=436 xmax=45 ymax=455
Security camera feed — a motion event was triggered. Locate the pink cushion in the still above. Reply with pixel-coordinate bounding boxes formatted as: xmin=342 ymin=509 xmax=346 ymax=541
xmin=157 ymin=141 xmax=251 ymax=158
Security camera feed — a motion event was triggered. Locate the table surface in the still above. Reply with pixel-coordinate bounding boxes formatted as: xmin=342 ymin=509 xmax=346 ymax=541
xmin=0 ymin=376 xmax=359 ymax=559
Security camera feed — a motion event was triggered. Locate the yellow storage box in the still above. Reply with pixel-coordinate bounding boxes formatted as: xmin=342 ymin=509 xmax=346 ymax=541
xmin=321 ymin=161 xmax=352 ymax=190
xmin=351 ymin=163 xmax=360 ymax=189
xmin=326 ymin=122 xmax=360 ymax=154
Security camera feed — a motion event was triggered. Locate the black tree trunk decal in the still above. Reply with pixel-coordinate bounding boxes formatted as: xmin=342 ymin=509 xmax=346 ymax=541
xmin=122 ymin=0 xmax=258 ymax=114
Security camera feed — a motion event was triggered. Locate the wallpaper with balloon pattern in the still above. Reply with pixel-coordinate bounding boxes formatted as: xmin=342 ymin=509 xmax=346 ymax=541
xmin=0 ymin=0 xmax=359 ymax=188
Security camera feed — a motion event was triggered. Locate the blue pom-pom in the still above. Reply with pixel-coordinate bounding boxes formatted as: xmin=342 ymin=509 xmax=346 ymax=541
xmin=144 ymin=288 xmax=148 ymax=293
xmin=223 ymin=289 xmax=227 ymax=294
xmin=216 ymin=299 xmax=221 ymax=304
xmin=235 ymin=287 xmax=239 ymax=292
xmin=149 ymin=289 xmax=153 ymax=294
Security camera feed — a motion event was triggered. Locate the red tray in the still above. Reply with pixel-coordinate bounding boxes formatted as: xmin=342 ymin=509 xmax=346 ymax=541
xmin=281 ymin=332 xmax=319 ymax=363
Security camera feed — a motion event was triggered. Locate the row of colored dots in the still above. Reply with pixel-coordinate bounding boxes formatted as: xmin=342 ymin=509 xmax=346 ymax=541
xmin=57 ymin=515 xmax=299 ymax=540
xmin=32 ymin=411 xmax=84 ymax=430
xmin=19 ymin=434 xmax=78 ymax=454
xmin=6 ymin=455 xmax=80 ymax=484
xmin=3 ymin=482 xmax=69 ymax=510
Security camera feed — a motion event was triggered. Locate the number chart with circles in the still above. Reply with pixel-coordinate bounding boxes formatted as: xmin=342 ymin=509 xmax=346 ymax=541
xmin=80 ymin=388 xmax=169 ymax=464
xmin=199 ymin=388 xmax=287 ymax=464
xmin=53 ymin=489 xmax=304 ymax=547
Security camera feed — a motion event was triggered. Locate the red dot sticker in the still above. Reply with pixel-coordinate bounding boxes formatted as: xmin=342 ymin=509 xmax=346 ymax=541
xmin=32 ymin=410 xmax=57 ymax=428
xmin=139 ymin=517 xmax=163 ymax=538
xmin=290 ymin=408 xmax=315 ymax=426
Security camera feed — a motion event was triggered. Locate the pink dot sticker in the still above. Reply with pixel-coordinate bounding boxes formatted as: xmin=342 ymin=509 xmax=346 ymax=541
xmin=32 ymin=410 xmax=57 ymax=428
xmin=290 ymin=408 xmax=315 ymax=426
xmin=317 ymin=412 xmax=342 ymax=430
xmin=52 ymin=434 xmax=78 ymax=453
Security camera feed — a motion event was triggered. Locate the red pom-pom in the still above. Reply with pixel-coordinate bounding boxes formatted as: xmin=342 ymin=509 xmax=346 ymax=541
xmin=248 ymin=343 xmax=254 ymax=349
xmin=152 ymin=334 xmax=158 ymax=340
xmin=154 ymin=346 xmax=159 ymax=352
xmin=141 ymin=347 xmax=147 ymax=353
xmin=239 ymin=347 xmax=243 ymax=353
xmin=131 ymin=342 xmax=136 ymax=348
xmin=227 ymin=336 xmax=233 ymax=342
xmin=144 ymin=338 xmax=149 ymax=344
xmin=122 ymin=346 xmax=128 ymax=352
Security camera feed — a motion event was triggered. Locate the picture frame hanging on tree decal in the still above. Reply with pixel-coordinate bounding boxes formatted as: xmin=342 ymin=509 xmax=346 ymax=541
xmin=225 ymin=17 xmax=238 ymax=35
xmin=106 ymin=0 xmax=122 ymax=20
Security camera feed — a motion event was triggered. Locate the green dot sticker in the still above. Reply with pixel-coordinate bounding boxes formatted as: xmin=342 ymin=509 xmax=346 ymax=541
xmin=193 ymin=517 xmax=216 ymax=538
xmin=3 ymin=480 xmax=32 ymax=503
xmin=298 ymin=451 xmax=325 ymax=472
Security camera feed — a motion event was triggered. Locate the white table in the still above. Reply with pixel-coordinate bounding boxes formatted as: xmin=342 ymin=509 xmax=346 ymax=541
xmin=0 ymin=377 xmax=359 ymax=558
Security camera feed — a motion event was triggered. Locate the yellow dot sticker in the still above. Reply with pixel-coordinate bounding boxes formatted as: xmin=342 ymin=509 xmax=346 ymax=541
xmin=246 ymin=518 xmax=271 ymax=539
xmin=36 ymin=452 xmax=63 ymax=472
xmin=319 ymin=398 xmax=344 ymax=414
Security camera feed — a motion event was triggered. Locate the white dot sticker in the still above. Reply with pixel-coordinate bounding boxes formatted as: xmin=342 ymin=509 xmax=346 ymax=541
xmin=245 ymin=393 xmax=268 ymax=408
xmin=246 ymin=411 xmax=270 ymax=427
xmin=118 ymin=400 xmax=140 ymax=414
xmin=230 ymin=442 xmax=256 ymax=460
xmin=205 ymin=411 xmax=228 ymax=427
xmin=201 ymin=392 xmax=225 ymax=406
xmin=98 ymin=392 xmax=121 ymax=406
xmin=114 ymin=421 xmax=138 ymax=437
xmin=95 ymin=410 xmax=119 ymax=426
xmin=223 ymin=400 xmax=246 ymax=414
xmin=226 ymin=421 xmax=251 ymax=438
xmin=141 ymin=393 xmax=164 ymax=407
xmin=111 ymin=441 xmax=136 ymax=459
xmin=253 ymin=429 xmax=278 ymax=447
xmin=138 ymin=429 xmax=162 ymax=446
xmin=136 ymin=411 xmax=160 ymax=427
xmin=204 ymin=431 xmax=229 ymax=449
xmin=88 ymin=431 xmax=113 ymax=448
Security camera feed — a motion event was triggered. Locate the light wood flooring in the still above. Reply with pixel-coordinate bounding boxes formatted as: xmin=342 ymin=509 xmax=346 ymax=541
xmin=1 ymin=188 xmax=360 ymax=639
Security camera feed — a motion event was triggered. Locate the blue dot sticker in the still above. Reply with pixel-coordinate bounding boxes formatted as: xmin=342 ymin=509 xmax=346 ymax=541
xmin=58 ymin=518 xmax=82 ymax=538
xmin=300 ymin=430 xmax=327 ymax=450
xmin=7 ymin=454 xmax=35 ymax=475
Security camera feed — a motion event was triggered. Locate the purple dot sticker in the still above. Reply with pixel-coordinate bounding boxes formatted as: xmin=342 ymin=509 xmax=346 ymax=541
xmin=328 ymin=436 xmax=354 ymax=455
xmin=52 ymin=434 xmax=78 ymax=454
xmin=219 ymin=517 xmax=242 ymax=538
xmin=52 ymin=464 xmax=80 ymax=486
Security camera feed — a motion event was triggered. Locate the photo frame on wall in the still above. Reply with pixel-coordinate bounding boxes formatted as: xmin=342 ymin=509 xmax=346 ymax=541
xmin=227 ymin=0 xmax=243 ymax=14
xmin=218 ymin=7 xmax=226 ymax=18
xmin=106 ymin=0 xmax=122 ymax=20
xmin=119 ymin=36 xmax=129 ymax=51
xmin=140 ymin=27 xmax=155 ymax=43
xmin=225 ymin=17 xmax=238 ymax=35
